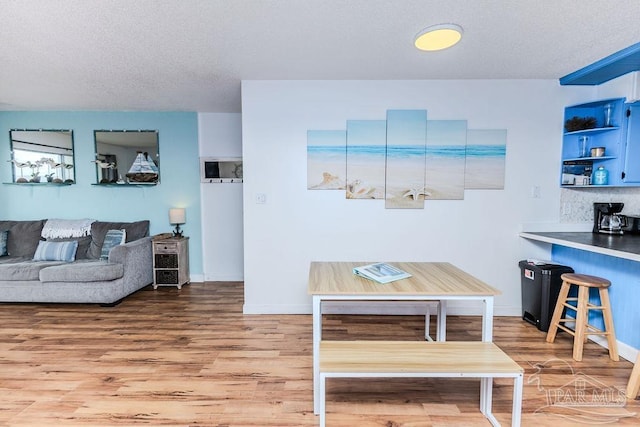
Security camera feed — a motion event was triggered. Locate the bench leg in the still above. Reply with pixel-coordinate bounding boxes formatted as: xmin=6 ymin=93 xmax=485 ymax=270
xmin=480 ymin=377 xmax=495 ymax=423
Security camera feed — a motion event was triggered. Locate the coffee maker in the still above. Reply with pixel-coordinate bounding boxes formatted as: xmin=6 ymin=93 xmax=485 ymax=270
xmin=593 ymin=202 xmax=626 ymax=234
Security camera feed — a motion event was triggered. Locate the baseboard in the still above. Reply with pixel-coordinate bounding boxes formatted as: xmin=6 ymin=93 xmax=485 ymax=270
xmin=190 ymin=273 xmax=205 ymax=283
xmin=587 ymin=331 xmax=638 ymax=363
xmin=202 ymin=273 xmax=244 ymax=281
xmin=243 ymin=304 xmax=311 ymax=314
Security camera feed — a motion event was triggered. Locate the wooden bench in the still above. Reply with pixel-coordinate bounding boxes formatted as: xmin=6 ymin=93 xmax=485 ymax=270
xmin=319 ymin=340 xmax=523 ymax=427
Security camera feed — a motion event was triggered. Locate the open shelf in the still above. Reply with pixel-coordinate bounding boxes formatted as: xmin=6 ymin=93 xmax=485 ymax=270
xmin=92 ymin=183 xmax=157 ymax=187
xmin=3 ymin=182 xmax=73 ymax=186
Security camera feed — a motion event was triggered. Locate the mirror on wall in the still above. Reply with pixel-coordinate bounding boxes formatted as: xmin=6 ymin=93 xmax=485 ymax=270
xmin=93 ymin=130 xmax=159 ymax=185
xmin=9 ymin=129 xmax=75 ymax=184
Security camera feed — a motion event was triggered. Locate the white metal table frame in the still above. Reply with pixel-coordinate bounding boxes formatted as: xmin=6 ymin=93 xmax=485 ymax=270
xmin=319 ymin=369 xmax=522 ymax=427
xmin=309 ymin=262 xmax=499 ymax=416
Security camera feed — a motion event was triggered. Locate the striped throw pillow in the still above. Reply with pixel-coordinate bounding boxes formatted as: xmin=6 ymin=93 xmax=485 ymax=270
xmin=33 ymin=240 xmax=78 ymax=262
xmin=0 ymin=230 xmax=7 ymax=256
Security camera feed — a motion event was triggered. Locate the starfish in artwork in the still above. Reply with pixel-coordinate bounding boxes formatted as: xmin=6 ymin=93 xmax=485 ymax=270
xmin=402 ymin=187 xmax=431 ymax=200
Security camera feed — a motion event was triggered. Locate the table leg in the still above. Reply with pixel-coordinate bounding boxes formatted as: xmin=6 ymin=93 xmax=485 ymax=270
xmin=482 ymin=297 xmax=494 ymax=342
xmin=437 ymin=300 xmax=447 ymax=341
xmin=313 ymin=295 xmax=321 ymax=414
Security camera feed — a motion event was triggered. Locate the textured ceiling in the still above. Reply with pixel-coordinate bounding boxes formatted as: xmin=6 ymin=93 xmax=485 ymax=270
xmin=1 ymin=0 xmax=640 ymax=113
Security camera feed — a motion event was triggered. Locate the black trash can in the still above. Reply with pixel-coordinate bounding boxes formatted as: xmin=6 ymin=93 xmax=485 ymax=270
xmin=519 ymin=260 xmax=574 ymax=332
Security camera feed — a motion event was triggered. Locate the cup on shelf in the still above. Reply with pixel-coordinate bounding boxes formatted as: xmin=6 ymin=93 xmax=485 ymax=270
xmin=604 ymin=104 xmax=614 ymax=127
xmin=590 ymin=147 xmax=605 ymax=157
xmin=578 ymin=136 xmax=589 ymax=157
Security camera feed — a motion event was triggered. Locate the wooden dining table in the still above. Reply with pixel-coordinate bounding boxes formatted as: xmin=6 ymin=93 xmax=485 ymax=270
xmin=308 ymin=261 xmax=502 ymax=414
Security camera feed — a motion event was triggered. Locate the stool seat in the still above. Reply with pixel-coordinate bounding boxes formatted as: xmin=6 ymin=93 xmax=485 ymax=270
xmin=559 ymin=273 xmax=610 ymax=288
xmin=546 ymin=272 xmax=618 ymax=362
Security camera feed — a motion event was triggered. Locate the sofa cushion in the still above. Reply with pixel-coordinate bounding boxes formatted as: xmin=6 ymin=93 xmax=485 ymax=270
xmin=0 ymin=260 xmax=67 ymax=281
xmin=0 ymin=230 xmax=7 ymax=256
xmin=39 ymin=260 xmax=124 ymax=283
xmin=0 ymin=220 xmax=46 ymax=257
xmin=87 ymin=220 xmax=149 ymax=259
xmin=33 ymin=240 xmax=78 ymax=262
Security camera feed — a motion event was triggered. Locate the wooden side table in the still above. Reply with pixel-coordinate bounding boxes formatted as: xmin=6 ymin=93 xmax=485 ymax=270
xmin=152 ymin=236 xmax=190 ymax=289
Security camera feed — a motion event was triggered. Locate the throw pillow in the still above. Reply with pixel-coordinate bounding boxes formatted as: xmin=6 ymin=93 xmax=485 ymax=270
xmin=33 ymin=240 xmax=79 ymax=262
xmin=87 ymin=220 xmax=149 ymax=259
xmin=46 ymin=236 xmax=92 ymax=260
xmin=0 ymin=230 xmax=8 ymax=256
xmin=3 ymin=219 xmax=46 ymax=257
xmin=100 ymin=229 xmax=126 ymax=260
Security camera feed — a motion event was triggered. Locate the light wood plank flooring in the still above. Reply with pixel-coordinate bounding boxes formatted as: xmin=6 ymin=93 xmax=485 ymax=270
xmin=0 ymin=282 xmax=637 ymax=426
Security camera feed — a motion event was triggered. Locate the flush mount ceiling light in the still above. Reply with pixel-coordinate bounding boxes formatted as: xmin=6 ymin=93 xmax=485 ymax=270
xmin=414 ymin=23 xmax=463 ymax=51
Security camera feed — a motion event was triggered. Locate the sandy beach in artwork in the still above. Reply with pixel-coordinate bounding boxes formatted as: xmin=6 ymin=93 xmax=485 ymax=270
xmin=309 ymin=156 xmax=469 ymax=204
xmin=308 ymin=144 xmax=506 ymax=204
xmin=465 ymin=156 xmax=505 ymax=189
xmin=308 ymin=158 xmax=346 ymax=190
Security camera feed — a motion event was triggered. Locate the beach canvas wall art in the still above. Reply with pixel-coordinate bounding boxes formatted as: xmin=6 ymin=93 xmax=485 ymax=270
xmin=346 ymin=120 xmax=386 ymax=199
xmin=385 ymin=110 xmax=428 ymax=209
xmin=305 ymin=108 xmax=507 ymax=208
xmin=307 ymin=130 xmax=347 ymax=190
xmin=464 ymin=129 xmax=507 ymax=189
xmin=426 ymin=120 xmax=467 ymax=200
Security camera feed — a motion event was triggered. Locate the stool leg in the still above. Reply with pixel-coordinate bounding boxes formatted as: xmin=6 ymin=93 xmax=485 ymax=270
xmin=627 ymin=353 xmax=640 ymax=400
xmin=546 ymin=282 xmax=570 ymax=343
xmin=572 ymin=285 xmax=589 ymax=361
xmin=599 ymin=288 xmax=619 ymax=361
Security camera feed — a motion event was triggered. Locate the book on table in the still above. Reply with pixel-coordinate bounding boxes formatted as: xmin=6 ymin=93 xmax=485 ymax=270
xmin=353 ymin=262 xmax=412 ymax=284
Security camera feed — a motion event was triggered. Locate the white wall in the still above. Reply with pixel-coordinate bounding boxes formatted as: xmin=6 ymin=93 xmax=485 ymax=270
xmin=241 ymin=79 xmax=590 ymax=315
xmin=198 ymin=113 xmax=244 ymax=281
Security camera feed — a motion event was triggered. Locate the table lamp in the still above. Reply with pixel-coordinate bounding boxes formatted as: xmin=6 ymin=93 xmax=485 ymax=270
xmin=169 ymin=208 xmax=186 ymax=237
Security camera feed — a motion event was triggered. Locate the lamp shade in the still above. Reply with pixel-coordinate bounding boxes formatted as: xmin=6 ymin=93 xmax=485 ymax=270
xmin=169 ymin=208 xmax=186 ymax=225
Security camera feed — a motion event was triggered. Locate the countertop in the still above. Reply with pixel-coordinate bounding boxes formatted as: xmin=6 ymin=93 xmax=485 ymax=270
xmin=519 ymin=231 xmax=640 ymax=262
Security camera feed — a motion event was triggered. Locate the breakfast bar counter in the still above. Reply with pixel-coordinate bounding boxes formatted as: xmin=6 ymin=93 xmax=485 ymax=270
xmin=520 ymin=230 xmax=640 ymax=357
xmin=519 ymin=231 xmax=640 ymax=262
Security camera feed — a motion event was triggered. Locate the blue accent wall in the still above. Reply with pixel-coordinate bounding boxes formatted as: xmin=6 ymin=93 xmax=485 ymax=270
xmin=552 ymin=245 xmax=640 ymax=349
xmin=0 ymin=111 xmax=202 ymax=276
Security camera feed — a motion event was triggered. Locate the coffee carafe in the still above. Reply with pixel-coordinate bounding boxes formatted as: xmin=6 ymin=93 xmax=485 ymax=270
xmin=593 ymin=202 xmax=626 ymax=234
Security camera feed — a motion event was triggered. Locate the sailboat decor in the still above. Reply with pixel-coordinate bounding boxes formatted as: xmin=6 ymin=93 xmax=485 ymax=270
xmin=126 ymin=151 xmax=159 ymax=183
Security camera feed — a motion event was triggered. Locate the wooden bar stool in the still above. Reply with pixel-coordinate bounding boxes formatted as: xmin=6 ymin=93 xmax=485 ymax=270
xmin=546 ymin=273 xmax=618 ymax=362
xmin=627 ymin=353 xmax=640 ymax=400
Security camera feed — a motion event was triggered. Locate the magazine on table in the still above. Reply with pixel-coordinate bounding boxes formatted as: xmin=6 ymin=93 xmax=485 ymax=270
xmin=353 ymin=262 xmax=412 ymax=284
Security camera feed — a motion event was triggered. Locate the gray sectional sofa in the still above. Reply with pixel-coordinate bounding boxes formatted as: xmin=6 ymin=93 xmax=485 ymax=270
xmin=0 ymin=219 xmax=153 ymax=305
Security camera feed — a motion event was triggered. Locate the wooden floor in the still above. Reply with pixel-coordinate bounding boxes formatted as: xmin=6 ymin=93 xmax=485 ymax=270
xmin=0 ymin=282 xmax=638 ymax=426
